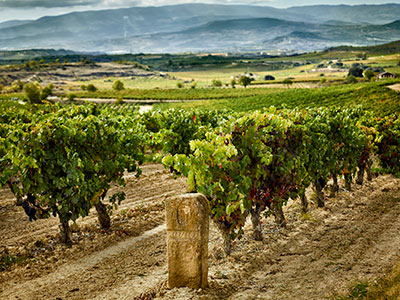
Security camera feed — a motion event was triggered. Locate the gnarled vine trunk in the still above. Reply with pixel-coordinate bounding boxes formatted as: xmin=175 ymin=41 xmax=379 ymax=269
xmin=250 ymin=204 xmax=263 ymax=241
xmin=300 ymin=192 xmax=308 ymax=213
xmin=213 ymin=220 xmax=232 ymax=256
xmin=356 ymin=164 xmax=365 ymax=185
xmin=95 ymin=201 xmax=110 ymax=229
xmin=330 ymin=174 xmax=339 ymax=198
xmin=272 ymin=201 xmax=286 ymax=228
xmin=314 ymin=179 xmax=325 ymax=207
xmin=58 ymin=214 xmax=72 ymax=245
xmin=366 ymin=159 xmax=374 ymax=181
xmin=7 ymin=180 xmax=23 ymax=206
xmin=344 ymin=173 xmax=352 ymax=191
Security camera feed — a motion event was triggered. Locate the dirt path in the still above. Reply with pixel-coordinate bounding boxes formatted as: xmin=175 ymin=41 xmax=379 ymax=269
xmin=388 ymin=83 xmax=400 ymax=92
xmin=1 ymin=168 xmax=400 ymax=299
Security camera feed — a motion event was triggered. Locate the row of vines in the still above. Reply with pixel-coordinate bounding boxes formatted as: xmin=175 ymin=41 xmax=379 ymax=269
xmin=1 ymin=101 xmax=399 ymax=254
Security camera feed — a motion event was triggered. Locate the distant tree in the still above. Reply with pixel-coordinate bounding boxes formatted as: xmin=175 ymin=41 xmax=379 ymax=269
xmin=80 ymin=85 xmax=87 ymax=91
xmin=55 ymin=58 xmax=60 ymax=64
xmin=176 ymin=81 xmax=184 ymax=89
xmin=348 ymin=66 xmax=363 ymax=78
xmin=264 ymin=75 xmax=275 ymax=81
xmin=112 ymin=80 xmax=124 ymax=91
xmin=283 ymin=78 xmax=293 ymax=85
xmin=345 ymin=75 xmax=358 ymax=84
xmin=364 ymin=69 xmax=375 ymax=80
xmin=230 ymin=79 xmax=236 ymax=88
xmin=24 ymin=82 xmax=41 ymax=104
xmin=373 ymin=67 xmax=385 ymax=74
xmin=30 ymin=61 xmax=38 ymax=69
xmin=0 ymin=83 xmax=4 ymax=93
xmin=356 ymin=53 xmax=367 ymax=60
xmin=211 ymin=79 xmax=222 ymax=87
xmin=320 ymin=78 xmax=327 ymax=84
xmin=39 ymin=59 xmax=45 ymax=64
xmin=191 ymin=82 xmax=197 ymax=89
xmin=238 ymin=76 xmax=251 ymax=88
xmin=397 ymin=61 xmax=400 ymax=66
xmin=86 ymin=84 xmax=97 ymax=92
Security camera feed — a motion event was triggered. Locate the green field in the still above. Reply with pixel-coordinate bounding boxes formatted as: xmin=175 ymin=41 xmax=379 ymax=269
xmin=153 ymin=81 xmax=400 ymax=115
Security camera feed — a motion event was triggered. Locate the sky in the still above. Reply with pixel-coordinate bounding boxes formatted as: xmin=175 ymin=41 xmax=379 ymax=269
xmin=0 ymin=0 xmax=399 ymax=22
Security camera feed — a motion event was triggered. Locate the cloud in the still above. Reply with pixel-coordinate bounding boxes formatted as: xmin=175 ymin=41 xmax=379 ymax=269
xmin=0 ymin=0 xmax=97 ymax=8
xmin=0 ymin=0 xmax=278 ymax=9
xmin=3 ymin=0 xmax=395 ymax=10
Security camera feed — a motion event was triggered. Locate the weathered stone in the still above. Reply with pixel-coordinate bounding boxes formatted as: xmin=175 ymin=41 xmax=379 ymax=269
xmin=166 ymin=193 xmax=209 ymax=289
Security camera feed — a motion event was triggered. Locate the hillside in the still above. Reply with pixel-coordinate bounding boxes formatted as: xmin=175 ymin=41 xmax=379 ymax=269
xmin=326 ymin=39 xmax=400 ymax=54
xmin=0 ymin=20 xmax=32 ymax=30
xmin=287 ymin=3 xmax=400 ymax=24
xmin=1 ymin=4 xmax=400 ymax=53
xmin=74 ymin=18 xmax=400 ymax=53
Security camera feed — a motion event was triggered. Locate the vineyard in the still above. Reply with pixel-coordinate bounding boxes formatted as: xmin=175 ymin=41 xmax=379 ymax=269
xmin=1 ymin=100 xmax=400 ymax=299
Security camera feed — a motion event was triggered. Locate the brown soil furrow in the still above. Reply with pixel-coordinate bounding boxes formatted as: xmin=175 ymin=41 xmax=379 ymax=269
xmin=226 ymin=176 xmax=400 ymax=300
xmin=0 ymin=225 xmax=166 ymax=299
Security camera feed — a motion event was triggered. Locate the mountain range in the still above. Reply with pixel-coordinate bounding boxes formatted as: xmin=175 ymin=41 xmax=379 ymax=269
xmin=0 ymin=3 xmax=400 ymax=53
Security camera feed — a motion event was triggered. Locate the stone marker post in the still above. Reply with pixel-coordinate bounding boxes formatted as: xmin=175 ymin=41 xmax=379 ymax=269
xmin=166 ymin=193 xmax=209 ymax=289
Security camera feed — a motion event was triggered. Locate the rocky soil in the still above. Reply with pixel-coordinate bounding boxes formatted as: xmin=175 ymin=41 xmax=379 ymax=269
xmin=1 ymin=164 xmax=399 ymax=300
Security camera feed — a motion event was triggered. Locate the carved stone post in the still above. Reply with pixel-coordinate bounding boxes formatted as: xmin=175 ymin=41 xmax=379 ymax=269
xmin=166 ymin=193 xmax=209 ymax=289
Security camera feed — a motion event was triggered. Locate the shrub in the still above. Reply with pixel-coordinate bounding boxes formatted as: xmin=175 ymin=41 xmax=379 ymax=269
xmin=40 ymin=84 xmax=54 ymax=100
xmin=86 ymin=84 xmax=97 ymax=92
xmin=345 ymin=75 xmax=358 ymax=84
xmin=176 ymin=82 xmax=184 ymax=88
xmin=116 ymin=96 xmax=124 ymax=105
xmin=23 ymin=82 xmax=41 ymax=104
xmin=112 ymin=80 xmax=124 ymax=91
xmin=211 ymin=79 xmax=222 ymax=87
xmin=68 ymin=94 xmax=76 ymax=102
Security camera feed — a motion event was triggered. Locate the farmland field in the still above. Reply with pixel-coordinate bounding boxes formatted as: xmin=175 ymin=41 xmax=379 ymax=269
xmin=1 ymin=46 xmax=400 ymax=300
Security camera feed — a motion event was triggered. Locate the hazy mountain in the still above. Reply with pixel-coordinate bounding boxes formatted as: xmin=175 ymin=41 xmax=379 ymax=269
xmin=287 ymin=4 xmax=400 ymax=24
xmin=326 ymin=40 xmax=400 ymax=54
xmin=0 ymin=20 xmax=32 ymax=30
xmin=0 ymin=4 xmax=308 ymax=42
xmin=74 ymin=18 xmax=400 ymax=53
xmin=0 ymin=3 xmax=400 ymax=53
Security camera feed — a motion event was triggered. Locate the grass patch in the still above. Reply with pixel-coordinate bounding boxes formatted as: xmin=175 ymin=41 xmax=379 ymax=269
xmin=334 ymin=282 xmax=369 ymax=300
xmin=334 ymin=262 xmax=400 ymax=300
xmin=0 ymin=253 xmax=27 ymax=271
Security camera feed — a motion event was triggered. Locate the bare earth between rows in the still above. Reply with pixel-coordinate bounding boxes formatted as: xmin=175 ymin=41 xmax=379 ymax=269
xmin=0 ymin=164 xmax=399 ymax=300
